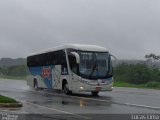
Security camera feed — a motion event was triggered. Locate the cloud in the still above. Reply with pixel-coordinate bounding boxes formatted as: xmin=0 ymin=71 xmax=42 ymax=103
xmin=0 ymin=0 xmax=160 ymax=59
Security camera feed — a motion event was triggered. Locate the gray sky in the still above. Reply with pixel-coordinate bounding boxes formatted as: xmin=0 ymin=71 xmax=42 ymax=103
xmin=0 ymin=0 xmax=160 ymax=59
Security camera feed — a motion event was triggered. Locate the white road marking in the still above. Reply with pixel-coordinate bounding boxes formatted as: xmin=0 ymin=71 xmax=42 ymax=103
xmin=0 ymin=109 xmax=29 ymax=114
xmin=124 ymin=103 xmax=160 ymax=110
xmin=0 ymin=93 xmax=91 ymax=120
xmin=24 ymin=101 xmax=91 ymax=119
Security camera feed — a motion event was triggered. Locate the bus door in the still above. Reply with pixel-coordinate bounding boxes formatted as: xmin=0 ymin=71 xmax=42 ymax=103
xmin=52 ymin=65 xmax=62 ymax=89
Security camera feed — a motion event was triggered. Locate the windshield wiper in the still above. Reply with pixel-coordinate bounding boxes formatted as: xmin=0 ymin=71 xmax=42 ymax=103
xmin=89 ymin=59 xmax=97 ymax=78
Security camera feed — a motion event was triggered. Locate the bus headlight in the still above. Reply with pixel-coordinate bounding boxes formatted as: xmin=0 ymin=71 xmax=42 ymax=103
xmin=80 ymin=86 xmax=84 ymax=90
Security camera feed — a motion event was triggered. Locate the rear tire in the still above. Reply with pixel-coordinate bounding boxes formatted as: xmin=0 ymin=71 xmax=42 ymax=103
xmin=91 ymin=91 xmax=99 ymax=96
xmin=64 ymin=83 xmax=69 ymax=95
xmin=34 ymin=79 xmax=39 ymax=90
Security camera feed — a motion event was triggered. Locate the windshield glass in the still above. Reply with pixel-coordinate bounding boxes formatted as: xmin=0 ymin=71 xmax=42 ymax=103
xmin=79 ymin=51 xmax=112 ymax=79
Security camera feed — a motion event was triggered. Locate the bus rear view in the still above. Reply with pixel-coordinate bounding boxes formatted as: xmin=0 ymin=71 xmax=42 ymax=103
xmin=27 ymin=44 xmax=113 ymax=96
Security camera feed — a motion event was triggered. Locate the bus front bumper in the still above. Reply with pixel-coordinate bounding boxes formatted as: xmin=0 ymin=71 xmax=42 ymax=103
xmin=77 ymin=82 xmax=113 ymax=92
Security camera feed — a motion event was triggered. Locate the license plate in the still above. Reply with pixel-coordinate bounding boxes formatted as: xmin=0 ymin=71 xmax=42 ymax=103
xmin=96 ymin=87 xmax=101 ymax=91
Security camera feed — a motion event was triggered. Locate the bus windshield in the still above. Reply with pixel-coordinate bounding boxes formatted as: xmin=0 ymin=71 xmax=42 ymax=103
xmin=79 ymin=51 xmax=112 ymax=79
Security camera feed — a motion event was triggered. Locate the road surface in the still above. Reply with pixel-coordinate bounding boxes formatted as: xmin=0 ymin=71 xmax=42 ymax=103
xmin=0 ymin=79 xmax=160 ymax=120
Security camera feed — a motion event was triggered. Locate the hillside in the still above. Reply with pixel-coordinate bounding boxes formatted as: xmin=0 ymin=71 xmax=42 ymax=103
xmin=0 ymin=58 xmax=26 ymax=67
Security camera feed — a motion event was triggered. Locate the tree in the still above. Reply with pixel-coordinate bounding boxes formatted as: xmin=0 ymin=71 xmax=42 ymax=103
xmin=145 ymin=53 xmax=160 ymax=61
xmin=114 ymin=63 xmax=160 ymax=84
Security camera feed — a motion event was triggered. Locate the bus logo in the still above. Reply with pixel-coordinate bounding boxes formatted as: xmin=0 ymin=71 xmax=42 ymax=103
xmin=42 ymin=67 xmax=51 ymax=78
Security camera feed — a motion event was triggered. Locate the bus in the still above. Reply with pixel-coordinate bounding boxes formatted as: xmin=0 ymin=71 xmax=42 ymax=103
xmin=27 ymin=44 xmax=113 ymax=96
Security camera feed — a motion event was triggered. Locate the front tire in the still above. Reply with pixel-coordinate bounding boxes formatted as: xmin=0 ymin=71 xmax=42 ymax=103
xmin=64 ymin=83 xmax=72 ymax=95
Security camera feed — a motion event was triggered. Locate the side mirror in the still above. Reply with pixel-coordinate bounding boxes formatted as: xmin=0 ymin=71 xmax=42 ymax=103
xmin=71 ymin=52 xmax=80 ymax=64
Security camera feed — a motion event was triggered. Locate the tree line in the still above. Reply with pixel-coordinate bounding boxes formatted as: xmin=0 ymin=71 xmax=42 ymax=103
xmin=114 ymin=63 xmax=160 ymax=84
xmin=0 ymin=65 xmax=29 ymax=78
xmin=114 ymin=53 xmax=160 ymax=88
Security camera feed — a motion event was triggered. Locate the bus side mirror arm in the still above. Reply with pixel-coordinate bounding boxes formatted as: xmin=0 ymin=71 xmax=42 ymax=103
xmin=110 ymin=54 xmax=118 ymax=66
xmin=71 ymin=52 xmax=80 ymax=64
xmin=110 ymin=54 xmax=117 ymax=60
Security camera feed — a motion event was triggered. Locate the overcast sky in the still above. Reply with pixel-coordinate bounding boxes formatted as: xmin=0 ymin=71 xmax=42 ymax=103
xmin=0 ymin=0 xmax=160 ymax=59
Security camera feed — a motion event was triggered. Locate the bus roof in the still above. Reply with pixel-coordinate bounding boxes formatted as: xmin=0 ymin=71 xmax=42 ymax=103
xmin=28 ymin=44 xmax=108 ymax=56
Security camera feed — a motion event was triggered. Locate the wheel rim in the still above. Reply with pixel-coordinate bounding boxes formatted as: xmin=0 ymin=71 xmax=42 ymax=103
xmin=34 ymin=82 xmax=38 ymax=89
xmin=64 ymin=84 xmax=69 ymax=94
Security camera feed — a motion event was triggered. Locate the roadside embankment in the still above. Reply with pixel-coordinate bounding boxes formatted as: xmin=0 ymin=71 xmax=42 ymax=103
xmin=0 ymin=95 xmax=22 ymax=108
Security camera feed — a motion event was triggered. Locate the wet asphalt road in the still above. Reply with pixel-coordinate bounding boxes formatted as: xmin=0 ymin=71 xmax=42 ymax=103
xmin=0 ymin=79 xmax=160 ymax=120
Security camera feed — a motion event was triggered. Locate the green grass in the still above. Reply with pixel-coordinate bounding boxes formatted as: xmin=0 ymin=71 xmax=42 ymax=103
xmin=114 ymin=81 xmax=145 ymax=88
xmin=0 ymin=95 xmax=17 ymax=103
xmin=0 ymin=76 xmax=26 ymax=80
xmin=114 ymin=81 xmax=160 ymax=89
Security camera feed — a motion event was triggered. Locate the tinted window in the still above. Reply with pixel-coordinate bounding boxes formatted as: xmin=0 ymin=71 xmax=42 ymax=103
xmin=27 ymin=50 xmax=67 ymax=67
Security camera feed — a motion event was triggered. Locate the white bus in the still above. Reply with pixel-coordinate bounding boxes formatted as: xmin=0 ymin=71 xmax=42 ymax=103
xmin=27 ymin=44 xmax=113 ymax=96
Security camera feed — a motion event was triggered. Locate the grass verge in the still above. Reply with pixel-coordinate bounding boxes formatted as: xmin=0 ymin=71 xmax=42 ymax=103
xmin=0 ymin=95 xmax=22 ymax=108
xmin=0 ymin=95 xmax=17 ymax=103
xmin=0 ymin=76 xmax=25 ymax=80
xmin=114 ymin=81 xmax=160 ymax=89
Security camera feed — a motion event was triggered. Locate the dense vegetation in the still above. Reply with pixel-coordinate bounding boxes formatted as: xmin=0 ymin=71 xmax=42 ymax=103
xmin=0 ymin=65 xmax=29 ymax=79
xmin=114 ymin=63 xmax=160 ymax=88
xmin=0 ymin=95 xmax=17 ymax=103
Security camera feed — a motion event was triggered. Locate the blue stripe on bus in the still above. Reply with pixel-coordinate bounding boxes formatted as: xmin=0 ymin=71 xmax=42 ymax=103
xmin=29 ymin=66 xmax=54 ymax=89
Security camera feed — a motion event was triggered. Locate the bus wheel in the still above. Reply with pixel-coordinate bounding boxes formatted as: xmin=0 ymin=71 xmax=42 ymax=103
xmin=91 ymin=91 xmax=99 ymax=96
xmin=64 ymin=83 xmax=70 ymax=95
xmin=34 ymin=79 xmax=39 ymax=90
